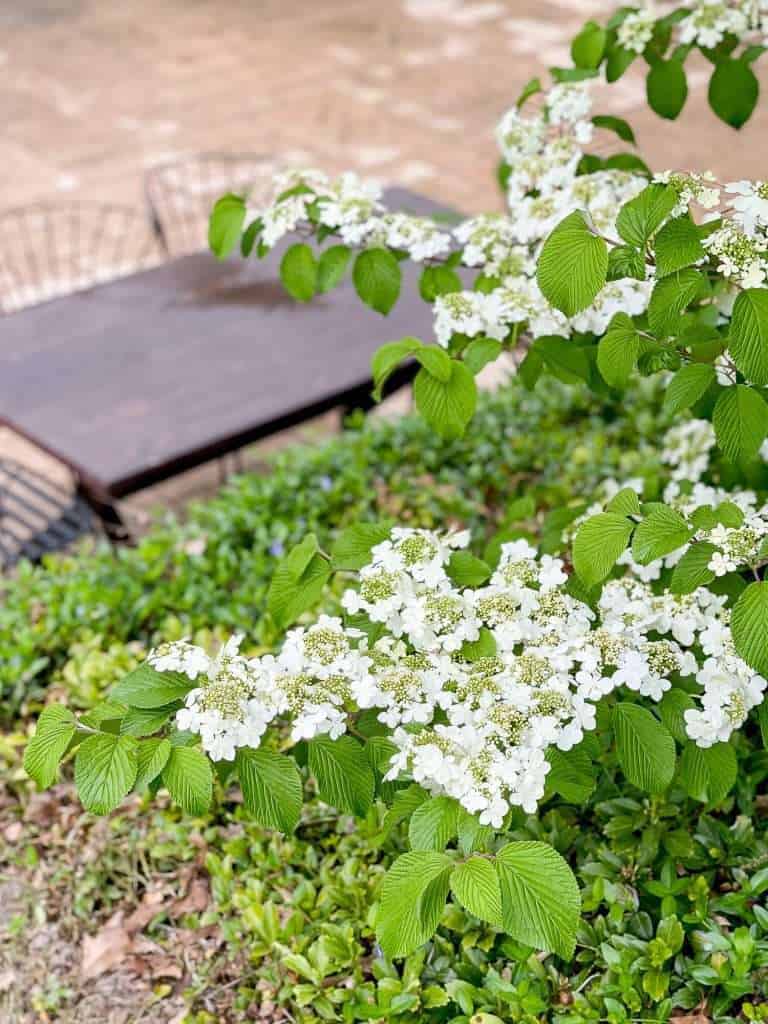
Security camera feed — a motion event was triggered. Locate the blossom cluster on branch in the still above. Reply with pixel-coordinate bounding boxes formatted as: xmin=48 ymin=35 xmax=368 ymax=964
xmin=149 ymin=522 xmax=766 ymax=829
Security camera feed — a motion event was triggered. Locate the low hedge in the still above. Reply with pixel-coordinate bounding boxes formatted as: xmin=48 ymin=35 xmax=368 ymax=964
xmin=0 ymin=377 xmax=671 ymax=720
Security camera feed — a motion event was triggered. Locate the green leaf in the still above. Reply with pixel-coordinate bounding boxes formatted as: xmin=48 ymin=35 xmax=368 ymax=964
xmin=450 ymin=857 xmax=502 ymax=925
xmin=240 ymin=218 xmax=261 ymax=258
xmin=572 ymin=512 xmax=634 ymax=586
xmin=332 ymin=522 xmax=391 ymax=571
xmin=670 ymin=542 xmax=717 ymax=594
xmin=653 ymin=215 xmax=704 ymax=276
xmin=495 ymin=841 xmax=580 ymax=959
xmin=161 ymin=746 xmax=213 ymax=815
xmin=459 ymin=627 xmax=497 ymax=663
xmin=612 ymin=703 xmax=676 ymax=794
xmin=456 ymin=807 xmax=494 ymax=855
xmin=647 ymin=60 xmax=688 ymax=119
xmin=516 ymin=76 xmax=542 ymax=107
xmin=632 ymin=506 xmax=693 ymax=565
xmin=419 ymin=265 xmax=462 ymax=302
xmin=280 ymin=243 xmax=318 ymax=302
xmin=353 ymin=248 xmax=401 ymax=315
xmin=606 ymin=44 xmax=636 ymax=82
xmin=372 ymin=337 xmax=421 ymax=401
xmin=208 ymin=193 xmax=246 ymax=259
xmin=731 ymin=582 xmax=768 ymax=675
xmin=647 ymin=269 xmax=705 ymax=337
xmin=376 ymin=851 xmax=452 ymax=958
xmin=413 ymin=361 xmax=477 ymax=440
xmin=537 ymin=211 xmax=608 ymax=317
xmin=597 ymin=313 xmax=641 ymax=388
xmin=664 ymin=363 xmax=716 ymax=414
xmin=607 ymin=244 xmax=645 ymax=281
xmin=414 ymin=346 xmax=452 ymax=383
xmin=409 ymin=796 xmax=459 ymax=851
xmin=112 ymin=663 xmax=193 ymax=710
xmin=658 ymin=689 xmax=696 ymax=745
xmin=308 ymin=735 xmax=375 ymax=816
xmin=382 ymin=784 xmax=428 ymax=835
xmin=135 ymin=737 xmax=172 ymax=789
xmin=237 ymin=747 xmax=303 ymax=832
xmin=366 ymin=735 xmax=398 ymax=777
xmin=616 ymin=184 xmax=677 ymax=249
xmin=606 ymin=487 xmax=642 ymax=516
xmin=74 ymin=733 xmax=138 ymax=814
xmin=759 ymin=702 xmax=768 ymax=748
xmin=24 ymin=705 xmax=77 ymax=789
xmin=708 ymin=58 xmax=759 ymax=128
xmin=517 ymin=347 xmax=544 ymax=390
xmin=446 ymin=550 xmax=490 ymax=588
xmin=317 ymin=245 xmax=351 ymax=293
xmin=713 ymin=385 xmax=768 ymax=462
xmin=729 ymin=288 xmax=768 ymax=385
xmin=120 ymin=702 xmax=181 ymax=737
xmin=678 ymin=742 xmax=738 ymax=804
xmin=546 ymin=746 xmax=596 ymax=803
xmin=571 ymin=20 xmax=607 ymax=68
xmin=267 ymin=533 xmax=331 ymax=630
xmin=533 ymin=336 xmax=591 ymax=385
xmin=464 ymin=337 xmax=502 ymax=375
xmin=591 ymin=114 xmax=636 ymax=143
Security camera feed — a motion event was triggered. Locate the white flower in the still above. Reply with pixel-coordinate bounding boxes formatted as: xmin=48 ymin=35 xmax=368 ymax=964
xmin=617 ymin=8 xmax=656 ymax=53
xmin=726 ymin=180 xmax=768 ymax=235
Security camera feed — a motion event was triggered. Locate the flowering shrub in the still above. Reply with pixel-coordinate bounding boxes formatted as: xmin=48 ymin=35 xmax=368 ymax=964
xmin=23 ymin=0 xmax=768 ymax=982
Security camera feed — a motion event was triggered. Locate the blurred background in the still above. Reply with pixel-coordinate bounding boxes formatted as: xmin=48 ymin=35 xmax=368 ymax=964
xmin=3 ymin=0 xmax=768 ymax=526
xmin=5 ymin=0 xmax=768 ymax=214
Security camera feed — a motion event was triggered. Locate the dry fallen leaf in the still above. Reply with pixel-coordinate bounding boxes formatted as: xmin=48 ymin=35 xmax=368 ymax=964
xmin=171 ymin=876 xmax=209 ymax=917
xmin=124 ymin=886 xmax=168 ymax=933
xmin=81 ymin=914 xmax=133 ymax=979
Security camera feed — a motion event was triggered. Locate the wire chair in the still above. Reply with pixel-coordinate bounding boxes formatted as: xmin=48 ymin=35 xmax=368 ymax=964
xmin=0 ymin=202 xmax=164 ymax=314
xmin=0 ymin=457 xmax=95 ymax=569
xmin=144 ymin=152 xmax=284 ymax=256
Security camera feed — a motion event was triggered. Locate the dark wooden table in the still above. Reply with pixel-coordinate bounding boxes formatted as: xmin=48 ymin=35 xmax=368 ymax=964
xmin=0 ymin=188 xmax=454 ymax=538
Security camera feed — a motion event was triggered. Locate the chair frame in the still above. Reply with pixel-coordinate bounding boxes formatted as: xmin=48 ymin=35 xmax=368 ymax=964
xmin=144 ymin=151 xmax=282 ymax=256
xmin=0 ymin=200 xmax=163 ymax=314
xmin=0 ymin=456 xmax=95 ymax=569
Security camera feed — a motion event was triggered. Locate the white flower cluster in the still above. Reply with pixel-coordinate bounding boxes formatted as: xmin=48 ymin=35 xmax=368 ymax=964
xmin=569 ymin=416 xmax=768 ymax=582
xmin=150 ymin=636 xmax=278 ymax=762
xmin=652 ymin=170 xmax=768 ymax=290
xmin=619 ymin=2 xmax=768 ymax=54
xmin=152 ymin=524 xmax=765 ymax=827
xmin=257 ymin=169 xmax=452 ymax=261
xmin=433 ymin=83 xmax=653 ymax=348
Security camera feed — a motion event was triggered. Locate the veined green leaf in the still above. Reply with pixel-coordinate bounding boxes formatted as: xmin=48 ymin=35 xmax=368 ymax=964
xmin=731 ymin=582 xmax=768 ymax=675
xmin=496 ymin=841 xmax=580 ymax=959
xmin=376 ymin=851 xmax=452 ymax=958
xmin=537 ymin=211 xmax=608 ymax=317
xmin=24 ymin=704 xmax=77 ymax=789
xmin=613 ymin=703 xmax=675 ymax=794
xmin=450 ymin=857 xmax=502 ymax=925
xmin=573 ymin=512 xmax=634 ymax=586
xmin=237 ymin=747 xmax=303 ymax=832
xmin=75 ymin=733 xmax=138 ymax=814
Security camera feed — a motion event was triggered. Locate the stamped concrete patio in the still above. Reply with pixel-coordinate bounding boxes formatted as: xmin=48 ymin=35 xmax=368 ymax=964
xmin=3 ymin=0 xmax=768 ymax=526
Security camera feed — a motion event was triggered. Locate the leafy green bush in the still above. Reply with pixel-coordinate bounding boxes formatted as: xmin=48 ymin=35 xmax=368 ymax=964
xmin=7 ymin=728 xmax=766 ymax=1022
xmin=199 ymin=734 xmax=768 ymax=1023
xmin=1 ymin=377 xmax=670 ymax=720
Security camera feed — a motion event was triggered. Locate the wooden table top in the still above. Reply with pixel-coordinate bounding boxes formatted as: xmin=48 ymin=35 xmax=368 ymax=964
xmin=0 ymin=188 xmax=455 ymax=497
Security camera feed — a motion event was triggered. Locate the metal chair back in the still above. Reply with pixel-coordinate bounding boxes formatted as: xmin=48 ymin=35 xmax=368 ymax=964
xmin=144 ymin=152 xmax=282 ymax=256
xmin=0 ymin=201 xmax=163 ymax=313
xmin=0 ymin=457 xmax=94 ymax=569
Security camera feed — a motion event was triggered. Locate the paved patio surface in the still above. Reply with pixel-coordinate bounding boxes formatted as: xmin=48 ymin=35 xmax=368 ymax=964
xmin=3 ymin=0 xmax=768 ymax=530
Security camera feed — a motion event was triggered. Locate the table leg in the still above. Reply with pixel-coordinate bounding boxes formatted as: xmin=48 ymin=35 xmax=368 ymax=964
xmin=75 ymin=479 xmax=132 ymax=544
